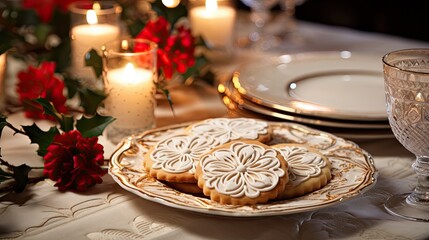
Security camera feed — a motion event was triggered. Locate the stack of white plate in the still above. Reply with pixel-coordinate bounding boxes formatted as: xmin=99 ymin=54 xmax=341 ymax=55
xmin=218 ymin=51 xmax=393 ymax=139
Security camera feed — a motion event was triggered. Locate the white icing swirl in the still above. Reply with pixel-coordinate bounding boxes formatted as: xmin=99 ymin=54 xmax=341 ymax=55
xmin=200 ymin=142 xmax=285 ymax=198
xmin=150 ymin=135 xmax=215 ymax=174
xmin=275 ymin=145 xmax=326 ymax=186
xmin=190 ymin=118 xmax=268 ymax=145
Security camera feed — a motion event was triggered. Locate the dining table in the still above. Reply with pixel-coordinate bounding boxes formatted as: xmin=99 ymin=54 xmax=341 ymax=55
xmin=1 ymin=11 xmax=429 ymax=240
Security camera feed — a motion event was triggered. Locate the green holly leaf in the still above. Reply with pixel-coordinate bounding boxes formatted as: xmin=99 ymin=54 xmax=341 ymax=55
xmin=85 ymin=49 xmax=103 ymax=78
xmin=34 ymin=98 xmax=62 ymax=120
xmin=12 ymin=164 xmax=31 ymax=193
xmin=22 ymin=124 xmax=59 ymax=156
xmin=78 ymin=88 xmax=106 ymax=115
xmin=33 ymin=98 xmax=74 ymax=132
xmin=63 ymin=75 xmax=81 ymax=99
xmin=181 ymin=55 xmax=209 ymax=81
xmin=76 ymin=113 xmax=115 ymax=138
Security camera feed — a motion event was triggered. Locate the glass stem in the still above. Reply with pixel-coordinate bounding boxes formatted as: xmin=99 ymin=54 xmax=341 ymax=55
xmin=407 ymin=156 xmax=429 ymax=205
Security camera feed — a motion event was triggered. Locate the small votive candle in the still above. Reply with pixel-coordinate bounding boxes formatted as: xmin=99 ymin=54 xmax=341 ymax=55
xmin=189 ymin=0 xmax=236 ymax=52
xmin=70 ymin=1 xmax=121 ymax=89
xmin=102 ymin=39 xmax=158 ymax=144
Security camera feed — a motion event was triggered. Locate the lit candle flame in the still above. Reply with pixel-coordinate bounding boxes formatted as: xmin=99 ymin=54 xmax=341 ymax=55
xmin=124 ymin=63 xmax=136 ymax=83
xmin=121 ymin=40 xmax=129 ymax=51
xmin=205 ymin=0 xmax=218 ymax=11
xmin=86 ymin=10 xmax=98 ymax=25
xmin=162 ymin=0 xmax=180 ymax=8
xmin=93 ymin=2 xmax=101 ymax=10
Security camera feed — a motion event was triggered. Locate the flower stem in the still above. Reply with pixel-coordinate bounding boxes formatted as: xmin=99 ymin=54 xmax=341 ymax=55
xmin=5 ymin=122 xmax=27 ymax=136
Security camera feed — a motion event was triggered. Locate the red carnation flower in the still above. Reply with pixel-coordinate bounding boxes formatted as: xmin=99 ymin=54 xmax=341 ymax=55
xmin=17 ymin=62 xmax=68 ymax=120
xmin=136 ymin=17 xmax=170 ymax=47
xmin=22 ymin=0 xmax=83 ymax=23
xmin=136 ymin=16 xmax=196 ymax=80
xmin=43 ymin=130 xmax=106 ymax=192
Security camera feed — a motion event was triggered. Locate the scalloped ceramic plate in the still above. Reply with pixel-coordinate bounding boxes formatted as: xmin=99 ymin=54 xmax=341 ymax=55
xmin=109 ymin=121 xmax=378 ymax=217
xmin=236 ymin=51 xmax=387 ymax=121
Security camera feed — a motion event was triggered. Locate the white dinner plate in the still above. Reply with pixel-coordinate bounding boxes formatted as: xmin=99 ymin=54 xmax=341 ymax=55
xmin=221 ymin=75 xmax=391 ymax=130
xmin=109 ymin=121 xmax=378 ymax=217
xmin=236 ymin=51 xmax=387 ymax=121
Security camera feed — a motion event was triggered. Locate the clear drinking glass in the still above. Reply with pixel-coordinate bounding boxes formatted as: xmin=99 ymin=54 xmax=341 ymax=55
xmin=383 ymin=49 xmax=429 ymax=222
xmin=240 ymin=0 xmax=279 ymax=50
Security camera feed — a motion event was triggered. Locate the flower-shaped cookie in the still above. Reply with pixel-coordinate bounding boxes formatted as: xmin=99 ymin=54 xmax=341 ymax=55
xmin=188 ymin=118 xmax=271 ymax=145
xmin=273 ymin=144 xmax=332 ymax=199
xmin=144 ymin=135 xmax=215 ymax=182
xmin=196 ymin=141 xmax=288 ymax=205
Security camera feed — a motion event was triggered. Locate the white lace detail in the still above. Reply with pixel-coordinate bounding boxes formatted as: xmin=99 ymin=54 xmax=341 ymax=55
xmin=150 ymin=135 xmax=215 ymax=174
xmin=200 ymin=142 xmax=285 ymax=198
xmin=275 ymin=145 xmax=326 ymax=186
xmin=189 ymin=118 xmax=268 ymax=144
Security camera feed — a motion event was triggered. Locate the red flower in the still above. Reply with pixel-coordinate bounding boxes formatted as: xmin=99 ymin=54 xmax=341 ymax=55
xmin=136 ymin=16 xmax=196 ymax=80
xmin=136 ymin=17 xmax=170 ymax=47
xmin=22 ymin=0 xmax=83 ymax=23
xmin=17 ymin=62 xmax=68 ymax=120
xmin=22 ymin=0 xmax=56 ymax=23
xmin=43 ymin=130 xmax=106 ymax=192
xmin=56 ymin=0 xmax=84 ymax=12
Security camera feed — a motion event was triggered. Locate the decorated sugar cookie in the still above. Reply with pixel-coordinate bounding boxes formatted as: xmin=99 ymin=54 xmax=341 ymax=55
xmin=187 ymin=118 xmax=272 ymax=145
xmin=144 ymin=134 xmax=216 ymax=183
xmin=273 ymin=144 xmax=332 ymax=199
xmin=195 ymin=140 xmax=288 ymax=205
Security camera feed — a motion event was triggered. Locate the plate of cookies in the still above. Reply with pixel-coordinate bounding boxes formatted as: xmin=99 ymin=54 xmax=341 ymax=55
xmin=109 ymin=118 xmax=377 ymax=217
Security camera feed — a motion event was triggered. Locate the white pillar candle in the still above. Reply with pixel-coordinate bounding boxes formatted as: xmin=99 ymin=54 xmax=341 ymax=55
xmin=105 ymin=63 xmax=155 ymax=129
xmin=71 ymin=9 xmax=120 ymax=84
xmin=189 ymin=0 xmax=236 ymax=49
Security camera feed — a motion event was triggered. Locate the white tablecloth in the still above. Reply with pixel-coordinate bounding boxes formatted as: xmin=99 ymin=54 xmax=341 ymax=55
xmin=1 ymin=15 xmax=429 ymax=240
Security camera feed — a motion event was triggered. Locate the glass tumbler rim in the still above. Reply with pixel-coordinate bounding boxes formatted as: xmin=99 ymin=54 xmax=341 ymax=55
xmin=69 ymin=1 xmax=122 ymax=15
xmin=382 ymin=48 xmax=429 ymax=76
xmin=102 ymin=38 xmax=158 ymax=58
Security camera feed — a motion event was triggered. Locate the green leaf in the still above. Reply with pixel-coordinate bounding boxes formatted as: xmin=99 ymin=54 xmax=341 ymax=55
xmin=34 ymin=98 xmax=62 ymax=120
xmin=157 ymin=82 xmax=174 ymax=114
xmin=0 ymin=175 xmax=12 ymax=182
xmin=51 ymin=38 xmax=71 ymax=73
xmin=85 ymin=49 xmax=103 ymax=78
xmin=150 ymin=1 xmax=187 ymax=28
xmin=0 ymin=167 xmax=13 ymax=177
xmin=78 ymin=88 xmax=106 ymax=115
xmin=62 ymin=75 xmax=81 ymax=99
xmin=34 ymin=23 xmax=52 ymax=45
xmin=12 ymin=164 xmax=32 ymax=193
xmin=76 ymin=113 xmax=115 ymax=138
xmin=22 ymin=124 xmax=59 ymax=156
xmin=61 ymin=115 xmax=75 ymax=132
xmin=33 ymin=98 xmax=74 ymax=132
xmin=181 ymin=55 xmax=209 ymax=81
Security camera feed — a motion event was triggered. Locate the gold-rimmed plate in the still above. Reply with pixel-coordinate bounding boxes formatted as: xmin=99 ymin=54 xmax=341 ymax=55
xmin=220 ymin=74 xmax=391 ymax=130
xmin=109 ymin=120 xmax=378 ymax=217
xmin=235 ymin=51 xmax=387 ymax=121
